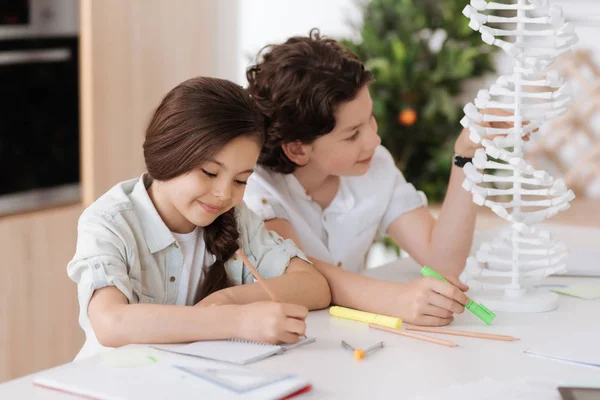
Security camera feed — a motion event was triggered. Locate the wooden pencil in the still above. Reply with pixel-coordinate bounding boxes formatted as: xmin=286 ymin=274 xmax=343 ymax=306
xmin=404 ymin=324 xmax=519 ymax=342
xmin=368 ymin=324 xmax=457 ymax=348
xmin=236 ymin=249 xmax=280 ymax=302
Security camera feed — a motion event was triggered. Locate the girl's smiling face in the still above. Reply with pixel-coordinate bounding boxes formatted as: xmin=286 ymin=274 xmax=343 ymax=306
xmin=152 ymin=135 xmax=260 ymax=233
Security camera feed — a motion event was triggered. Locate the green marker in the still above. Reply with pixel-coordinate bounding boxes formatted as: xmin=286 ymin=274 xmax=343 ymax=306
xmin=420 ymin=266 xmax=496 ymax=325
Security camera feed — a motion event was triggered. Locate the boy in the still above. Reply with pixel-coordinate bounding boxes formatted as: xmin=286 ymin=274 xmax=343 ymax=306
xmin=244 ymin=30 xmax=519 ymax=326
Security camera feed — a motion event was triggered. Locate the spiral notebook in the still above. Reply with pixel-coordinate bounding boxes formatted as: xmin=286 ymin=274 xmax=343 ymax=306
xmin=152 ymin=336 xmax=316 ymax=365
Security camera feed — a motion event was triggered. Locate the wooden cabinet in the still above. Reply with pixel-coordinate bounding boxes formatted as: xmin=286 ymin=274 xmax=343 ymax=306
xmin=0 ymin=0 xmax=234 ymax=383
xmin=81 ymin=0 xmax=229 ymax=202
xmin=0 ymin=205 xmax=83 ymax=382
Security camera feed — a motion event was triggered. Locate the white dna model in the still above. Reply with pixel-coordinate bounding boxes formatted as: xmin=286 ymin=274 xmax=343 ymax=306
xmin=460 ymin=0 xmax=578 ymax=312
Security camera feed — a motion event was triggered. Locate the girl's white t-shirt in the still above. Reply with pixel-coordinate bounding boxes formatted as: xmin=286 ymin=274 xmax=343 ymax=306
xmin=244 ymin=145 xmax=427 ymax=273
xmin=171 ymin=227 xmax=214 ymax=306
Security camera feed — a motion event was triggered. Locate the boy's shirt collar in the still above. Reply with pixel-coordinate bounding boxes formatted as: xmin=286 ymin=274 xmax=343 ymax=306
xmin=284 ymin=173 xmax=355 ymax=211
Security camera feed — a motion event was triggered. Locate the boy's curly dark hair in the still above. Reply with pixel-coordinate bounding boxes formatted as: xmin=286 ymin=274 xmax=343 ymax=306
xmin=246 ymin=28 xmax=373 ymax=174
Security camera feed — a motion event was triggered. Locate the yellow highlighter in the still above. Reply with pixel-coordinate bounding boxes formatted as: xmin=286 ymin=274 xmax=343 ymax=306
xmin=329 ymin=306 xmax=402 ymax=329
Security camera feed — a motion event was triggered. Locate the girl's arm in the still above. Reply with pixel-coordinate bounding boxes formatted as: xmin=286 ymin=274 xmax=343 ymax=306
xmin=200 ymin=203 xmax=331 ymax=309
xmin=88 ymin=286 xmax=308 ymax=347
xmin=198 ymin=258 xmax=331 ymax=310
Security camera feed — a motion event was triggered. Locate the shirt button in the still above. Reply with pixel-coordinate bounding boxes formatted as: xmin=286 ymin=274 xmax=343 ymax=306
xmin=337 ymin=261 xmax=343 ymax=267
xmin=170 ymin=276 xmax=176 ymax=283
xmin=261 ymin=198 xmax=268 ymax=204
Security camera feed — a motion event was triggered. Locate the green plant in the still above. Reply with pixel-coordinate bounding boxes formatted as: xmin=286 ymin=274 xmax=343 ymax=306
xmin=342 ymin=0 xmax=499 ymax=202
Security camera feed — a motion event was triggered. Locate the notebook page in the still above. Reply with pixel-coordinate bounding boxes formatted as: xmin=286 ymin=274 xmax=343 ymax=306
xmin=279 ymin=336 xmax=316 ymax=351
xmin=524 ymin=330 xmax=600 ymax=368
xmin=154 ymin=336 xmax=316 ymax=365
xmin=162 ymin=340 xmax=282 ymax=365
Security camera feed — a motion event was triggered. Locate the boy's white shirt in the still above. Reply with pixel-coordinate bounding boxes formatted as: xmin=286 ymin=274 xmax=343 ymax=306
xmin=244 ymin=145 xmax=427 ymax=273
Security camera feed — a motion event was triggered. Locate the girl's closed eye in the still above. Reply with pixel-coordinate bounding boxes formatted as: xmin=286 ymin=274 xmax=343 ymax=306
xmin=202 ymin=169 xmax=217 ymax=178
xmin=235 ymin=179 xmax=248 ymax=185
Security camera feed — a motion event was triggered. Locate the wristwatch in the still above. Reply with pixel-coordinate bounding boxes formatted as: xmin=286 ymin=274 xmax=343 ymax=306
xmin=453 ymin=154 xmax=473 ymax=168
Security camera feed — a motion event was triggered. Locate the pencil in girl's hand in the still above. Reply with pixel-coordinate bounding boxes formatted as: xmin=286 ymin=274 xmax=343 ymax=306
xmin=236 ymin=249 xmax=280 ymax=302
xmin=237 ymin=250 xmax=307 ymax=340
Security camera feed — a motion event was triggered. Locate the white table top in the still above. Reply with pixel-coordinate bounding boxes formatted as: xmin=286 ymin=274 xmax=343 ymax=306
xmin=1 ymin=258 xmax=599 ymax=399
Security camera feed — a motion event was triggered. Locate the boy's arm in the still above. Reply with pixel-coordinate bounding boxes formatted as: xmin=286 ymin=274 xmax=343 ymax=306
xmin=386 ymin=163 xmax=478 ymax=277
xmin=199 ymin=257 xmax=331 ymax=310
xmin=386 ymin=110 xmax=526 ymax=276
xmin=258 ymin=218 xmax=468 ymax=326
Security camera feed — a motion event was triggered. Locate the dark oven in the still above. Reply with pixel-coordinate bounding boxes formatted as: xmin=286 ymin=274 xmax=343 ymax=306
xmin=0 ymin=0 xmax=79 ymax=215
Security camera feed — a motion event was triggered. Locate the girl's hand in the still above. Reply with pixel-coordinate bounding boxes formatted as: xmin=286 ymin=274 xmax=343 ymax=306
xmin=396 ymin=277 xmax=470 ymax=326
xmin=235 ymin=302 xmax=308 ymax=344
xmin=454 ymin=108 xmax=537 ymax=158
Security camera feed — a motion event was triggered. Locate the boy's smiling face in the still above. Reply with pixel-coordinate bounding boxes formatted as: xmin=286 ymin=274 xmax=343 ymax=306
xmin=299 ymin=85 xmax=381 ymax=177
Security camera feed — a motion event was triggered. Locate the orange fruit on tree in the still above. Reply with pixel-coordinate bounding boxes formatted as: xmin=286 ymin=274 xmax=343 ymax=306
xmin=398 ymin=108 xmax=417 ymax=126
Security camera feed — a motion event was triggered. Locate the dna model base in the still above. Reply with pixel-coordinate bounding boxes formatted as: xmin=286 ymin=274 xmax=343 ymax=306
xmin=468 ymin=288 xmax=558 ymax=313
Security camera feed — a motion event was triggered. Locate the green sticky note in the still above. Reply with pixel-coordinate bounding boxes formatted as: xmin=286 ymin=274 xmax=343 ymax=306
xmin=553 ymin=284 xmax=600 ymax=300
xmin=102 ymin=347 xmax=158 ymax=368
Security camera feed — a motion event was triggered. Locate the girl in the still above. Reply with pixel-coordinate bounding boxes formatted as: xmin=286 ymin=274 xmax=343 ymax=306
xmin=67 ymin=77 xmax=331 ymax=359
xmin=243 ymin=30 xmax=523 ymax=327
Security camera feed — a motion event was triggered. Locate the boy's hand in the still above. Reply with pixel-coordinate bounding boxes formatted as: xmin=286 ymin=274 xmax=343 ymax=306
xmin=454 ymin=108 xmax=537 ymax=158
xmin=396 ymin=277 xmax=470 ymax=326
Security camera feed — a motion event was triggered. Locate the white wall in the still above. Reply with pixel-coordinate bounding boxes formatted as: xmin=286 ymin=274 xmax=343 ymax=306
xmin=213 ymin=1 xmax=241 ymax=82
xmin=236 ymin=0 xmax=361 ymax=84
xmin=533 ymin=1 xmax=600 ymax=198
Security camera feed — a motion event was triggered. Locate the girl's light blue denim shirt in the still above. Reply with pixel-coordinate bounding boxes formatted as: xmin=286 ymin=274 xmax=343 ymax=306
xmin=67 ymin=174 xmax=309 ymax=359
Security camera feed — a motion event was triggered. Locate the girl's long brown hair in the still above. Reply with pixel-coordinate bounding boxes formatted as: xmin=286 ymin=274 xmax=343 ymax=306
xmin=143 ymin=77 xmax=264 ymax=302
